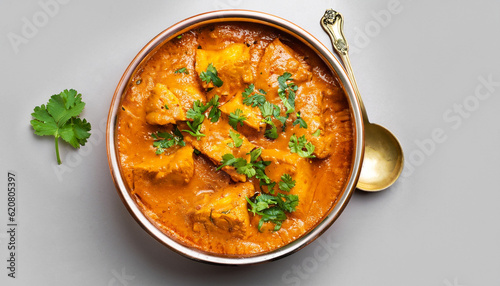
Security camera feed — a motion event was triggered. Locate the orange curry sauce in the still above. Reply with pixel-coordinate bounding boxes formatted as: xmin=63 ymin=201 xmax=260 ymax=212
xmin=116 ymin=23 xmax=353 ymax=256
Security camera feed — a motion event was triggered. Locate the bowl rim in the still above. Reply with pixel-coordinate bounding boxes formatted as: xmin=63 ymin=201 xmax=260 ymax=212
xmin=106 ymin=9 xmax=364 ymax=265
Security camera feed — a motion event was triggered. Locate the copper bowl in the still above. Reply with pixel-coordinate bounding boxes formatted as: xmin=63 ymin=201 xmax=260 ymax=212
xmin=106 ymin=9 xmax=364 ymax=265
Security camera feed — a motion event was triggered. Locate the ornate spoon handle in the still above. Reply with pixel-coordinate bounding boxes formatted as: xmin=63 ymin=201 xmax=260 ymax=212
xmin=321 ymin=9 xmax=369 ymax=122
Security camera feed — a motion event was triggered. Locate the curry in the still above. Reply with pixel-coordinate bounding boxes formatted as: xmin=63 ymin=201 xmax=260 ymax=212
xmin=116 ymin=22 xmax=354 ymax=256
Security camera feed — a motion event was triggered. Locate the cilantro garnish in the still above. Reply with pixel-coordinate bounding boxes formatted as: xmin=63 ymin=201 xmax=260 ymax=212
xmin=216 ymin=148 xmax=271 ymax=183
xmin=277 ymin=72 xmax=298 ymax=115
xmin=217 ymin=153 xmax=257 ymax=177
xmin=207 ymin=95 xmax=221 ymax=123
xmin=253 ymin=73 xmax=299 ymax=139
xmin=183 ymin=97 xmax=221 ymax=139
xmin=262 ymin=117 xmax=278 ymax=140
xmin=312 ymin=129 xmax=321 ymax=137
xmin=278 ymin=174 xmax=296 ymax=192
xmin=151 ymin=126 xmax=185 ymax=155
xmin=292 ymin=111 xmax=307 ymax=129
xmin=227 ymin=129 xmax=243 ymax=148
xmin=174 ymin=67 xmax=189 ymax=74
xmin=199 ymin=63 xmax=223 ymax=87
xmin=259 ymin=101 xmax=275 ymax=119
xmin=276 ymin=193 xmax=299 ymax=213
xmin=289 ymin=134 xmax=316 ymax=158
xmin=246 ymin=193 xmax=299 ymax=231
xmin=30 ymin=89 xmax=91 ymax=165
xmin=217 ymin=147 xmax=299 ymax=231
xmin=259 ymin=101 xmax=284 ymax=140
xmin=184 ymin=100 xmax=209 ymax=139
xmin=228 ymin=109 xmax=246 ymax=130
xmin=242 ymin=84 xmax=267 ymax=107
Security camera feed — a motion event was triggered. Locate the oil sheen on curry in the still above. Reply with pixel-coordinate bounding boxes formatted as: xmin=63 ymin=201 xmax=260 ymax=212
xmin=116 ymin=22 xmax=354 ymax=256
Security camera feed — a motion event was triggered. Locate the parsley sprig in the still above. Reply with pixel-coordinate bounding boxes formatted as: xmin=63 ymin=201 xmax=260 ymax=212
xmin=30 ymin=89 xmax=91 ymax=165
xmin=199 ymin=63 xmax=223 ymax=87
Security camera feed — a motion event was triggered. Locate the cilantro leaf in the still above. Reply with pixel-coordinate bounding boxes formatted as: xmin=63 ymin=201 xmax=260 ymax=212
xmin=262 ymin=117 xmax=278 ymax=140
xmin=151 ymin=126 xmax=185 ymax=155
xmin=276 ymin=193 xmax=299 ymax=213
xmin=228 ymin=109 xmax=246 ymax=130
xmin=30 ymin=89 xmax=91 ymax=165
xmin=292 ymin=111 xmax=308 ymax=129
xmin=259 ymin=102 xmax=283 ymax=140
xmin=174 ymin=67 xmax=189 ymax=74
xmin=236 ymin=162 xmax=256 ymax=178
xmin=259 ymin=207 xmax=287 ymax=231
xmin=289 ymin=134 xmax=316 ymax=158
xmin=59 ymin=118 xmax=91 ymax=148
xmin=246 ymin=192 xmax=299 ymax=232
xmin=227 ymin=129 xmax=243 ymax=148
xmin=278 ymin=174 xmax=296 ymax=192
xmin=259 ymin=101 xmax=276 ymax=118
xmin=183 ymin=100 xmax=210 ymax=139
xmin=277 ymin=72 xmax=297 ymax=115
xmin=184 ymin=97 xmax=222 ymax=138
xmin=312 ymin=129 xmax=321 ymax=137
xmin=242 ymin=84 xmax=267 ymax=107
xmin=249 ymin=148 xmax=262 ymax=163
xmin=207 ymin=95 xmax=221 ymax=123
xmin=217 ymin=154 xmax=240 ymax=170
xmin=199 ymin=63 xmax=223 ymax=87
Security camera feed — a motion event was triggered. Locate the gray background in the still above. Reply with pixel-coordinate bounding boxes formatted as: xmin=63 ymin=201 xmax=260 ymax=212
xmin=1 ymin=0 xmax=499 ymax=285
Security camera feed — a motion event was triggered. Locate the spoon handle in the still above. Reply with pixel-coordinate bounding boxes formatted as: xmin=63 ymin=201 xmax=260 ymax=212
xmin=321 ymin=9 xmax=369 ymax=123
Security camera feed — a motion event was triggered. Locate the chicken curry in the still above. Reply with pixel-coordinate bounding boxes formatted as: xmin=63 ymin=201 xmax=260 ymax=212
xmin=116 ymin=22 xmax=354 ymax=256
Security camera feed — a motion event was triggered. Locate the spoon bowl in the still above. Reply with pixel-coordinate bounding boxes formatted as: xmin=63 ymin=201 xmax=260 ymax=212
xmin=321 ymin=9 xmax=404 ymax=191
xmin=358 ymin=123 xmax=404 ymax=191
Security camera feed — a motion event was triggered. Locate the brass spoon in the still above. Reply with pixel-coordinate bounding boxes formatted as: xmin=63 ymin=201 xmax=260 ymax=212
xmin=321 ymin=9 xmax=404 ymax=191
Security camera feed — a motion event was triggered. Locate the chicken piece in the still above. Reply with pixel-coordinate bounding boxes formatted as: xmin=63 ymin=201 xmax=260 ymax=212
xmin=133 ymin=146 xmax=194 ymax=185
xmin=168 ymin=84 xmax=205 ymax=111
xmin=191 ymin=182 xmax=254 ymax=239
xmin=254 ymin=38 xmax=312 ymax=104
xmin=219 ymin=90 xmax=264 ymax=131
xmin=183 ymin=118 xmax=256 ymax=182
xmin=145 ymin=84 xmax=186 ymax=125
xmin=260 ymin=149 xmax=314 ymax=216
xmin=293 ymin=85 xmax=334 ymax=159
xmin=195 ymin=43 xmax=253 ymax=100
